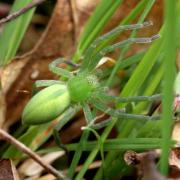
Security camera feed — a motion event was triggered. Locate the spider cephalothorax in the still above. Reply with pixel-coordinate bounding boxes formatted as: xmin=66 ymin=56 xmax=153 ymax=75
xmin=67 ymin=74 xmax=99 ymax=102
xmin=22 ymin=21 xmax=161 ymax=126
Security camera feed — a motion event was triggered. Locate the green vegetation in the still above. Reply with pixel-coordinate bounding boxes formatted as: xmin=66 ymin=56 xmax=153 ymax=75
xmin=0 ymin=0 xmax=179 ymax=179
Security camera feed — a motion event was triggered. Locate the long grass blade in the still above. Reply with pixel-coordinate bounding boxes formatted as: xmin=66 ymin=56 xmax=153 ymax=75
xmin=160 ymin=0 xmax=177 ymax=175
xmin=74 ymin=0 xmax=123 ymax=61
xmin=0 ymin=0 xmax=34 ymax=66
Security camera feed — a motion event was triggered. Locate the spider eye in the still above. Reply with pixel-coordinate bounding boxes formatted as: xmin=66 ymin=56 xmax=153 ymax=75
xmin=87 ymin=75 xmax=99 ymax=87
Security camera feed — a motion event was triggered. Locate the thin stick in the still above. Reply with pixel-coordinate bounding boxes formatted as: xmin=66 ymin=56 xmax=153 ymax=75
xmin=0 ymin=129 xmax=66 ymax=179
xmin=0 ymin=0 xmax=46 ymax=26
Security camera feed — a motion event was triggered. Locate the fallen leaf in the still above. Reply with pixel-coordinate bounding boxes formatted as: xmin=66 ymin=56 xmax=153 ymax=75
xmin=19 ymin=151 xmax=64 ymax=177
xmin=0 ymin=89 xmax=6 ymax=128
xmin=1 ymin=0 xmax=75 ymax=129
xmin=124 ymin=150 xmax=165 ymax=180
xmin=172 ymin=121 xmax=180 ymax=142
xmin=0 ymin=159 xmax=20 ymax=180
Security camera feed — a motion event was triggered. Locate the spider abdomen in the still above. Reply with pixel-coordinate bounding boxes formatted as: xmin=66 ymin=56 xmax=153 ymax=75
xmin=22 ymin=84 xmax=70 ymax=125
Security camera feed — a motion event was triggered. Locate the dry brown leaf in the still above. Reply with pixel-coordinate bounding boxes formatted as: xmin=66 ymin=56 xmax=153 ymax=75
xmin=172 ymin=121 xmax=180 ymax=142
xmin=38 ymin=174 xmax=56 ymax=180
xmin=1 ymin=0 xmax=76 ymax=129
xmin=124 ymin=150 xmax=165 ymax=180
xmin=0 ymin=89 xmax=6 ymax=128
xmin=124 ymin=149 xmax=180 ymax=179
xmin=73 ymin=0 xmax=100 ymax=35
xmin=75 ymin=160 xmax=101 ymax=172
xmin=19 ymin=151 xmax=64 ymax=178
xmin=169 ymin=149 xmax=180 ymax=169
xmin=168 ymin=149 xmax=180 ymax=179
xmin=0 ymin=159 xmax=20 ymax=180
xmin=60 ymin=115 xmax=86 ymax=143
xmin=0 ymin=3 xmax=10 ymax=18
xmin=76 ymin=0 xmax=99 ymax=11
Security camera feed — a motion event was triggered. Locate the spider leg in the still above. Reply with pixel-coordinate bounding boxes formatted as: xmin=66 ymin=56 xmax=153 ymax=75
xmin=63 ymin=60 xmax=80 ymax=68
xmin=96 ymin=93 xmax=162 ymax=103
xmin=82 ymin=21 xmax=153 ymax=61
xmin=94 ymin=21 xmax=153 ymax=44
xmin=81 ymin=21 xmax=156 ymax=71
xmin=87 ymin=34 xmax=160 ymax=71
xmin=53 ymin=128 xmax=68 ymax=155
xmin=91 ymin=117 xmax=113 ymax=130
xmin=35 ymin=80 xmax=65 ymax=88
xmin=49 ymin=58 xmax=77 ymax=78
xmin=81 ymin=101 xmax=114 ymax=129
xmin=93 ymin=51 xmax=145 ymax=79
xmin=81 ymin=102 xmax=94 ymax=124
xmin=91 ymin=98 xmax=161 ymax=121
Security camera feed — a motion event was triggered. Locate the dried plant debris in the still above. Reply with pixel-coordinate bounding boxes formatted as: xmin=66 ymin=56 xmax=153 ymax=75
xmin=0 ymin=88 xmax=6 ymax=128
xmin=124 ymin=150 xmax=165 ymax=180
xmin=169 ymin=148 xmax=180 ymax=179
xmin=172 ymin=121 xmax=180 ymax=142
xmin=19 ymin=151 xmax=64 ymax=178
xmin=0 ymin=128 xmax=65 ymax=179
xmin=0 ymin=159 xmax=20 ymax=180
xmin=1 ymin=0 xmax=75 ymax=129
xmin=125 ymin=149 xmax=180 ymax=179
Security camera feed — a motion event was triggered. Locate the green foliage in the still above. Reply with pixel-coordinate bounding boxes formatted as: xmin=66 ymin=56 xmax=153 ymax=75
xmin=160 ymin=0 xmax=177 ymax=175
xmin=1 ymin=0 xmax=179 ymax=179
xmin=75 ymin=0 xmax=123 ymax=61
xmin=0 ymin=0 xmax=35 ymax=66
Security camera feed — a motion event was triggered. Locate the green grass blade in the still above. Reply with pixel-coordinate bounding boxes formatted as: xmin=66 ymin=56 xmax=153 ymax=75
xmin=118 ymin=36 xmax=163 ymax=102
xmin=39 ymin=138 xmax=175 ymax=152
xmin=75 ymin=1 xmax=157 ymax=178
xmin=68 ymin=131 xmax=89 ymax=179
xmin=100 ymin=51 xmax=145 ymax=79
xmin=74 ymin=0 xmax=123 ymax=61
xmin=103 ymin=62 xmax=164 ymax=177
xmin=95 ymin=6 xmax=163 ymax=180
xmin=62 ymin=142 xmax=163 ymax=150
xmin=75 ymin=119 xmax=116 ymax=180
xmin=94 ymin=60 xmax=164 ymax=179
xmin=160 ymin=0 xmax=177 ymax=175
xmin=78 ymin=0 xmax=149 ymax=70
xmin=0 ymin=0 xmax=34 ymax=66
xmin=107 ymin=0 xmax=157 ymax=87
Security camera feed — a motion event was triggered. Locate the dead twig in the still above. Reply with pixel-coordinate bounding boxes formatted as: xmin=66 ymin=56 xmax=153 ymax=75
xmin=0 ymin=128 xmax=66 ymax=179
xmin=0 ymin=0 xmax=46 ymax=26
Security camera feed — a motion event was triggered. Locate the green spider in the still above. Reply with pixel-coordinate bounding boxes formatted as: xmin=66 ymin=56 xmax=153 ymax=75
xmin=22 ymin=21 xmax=161 ymax=126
